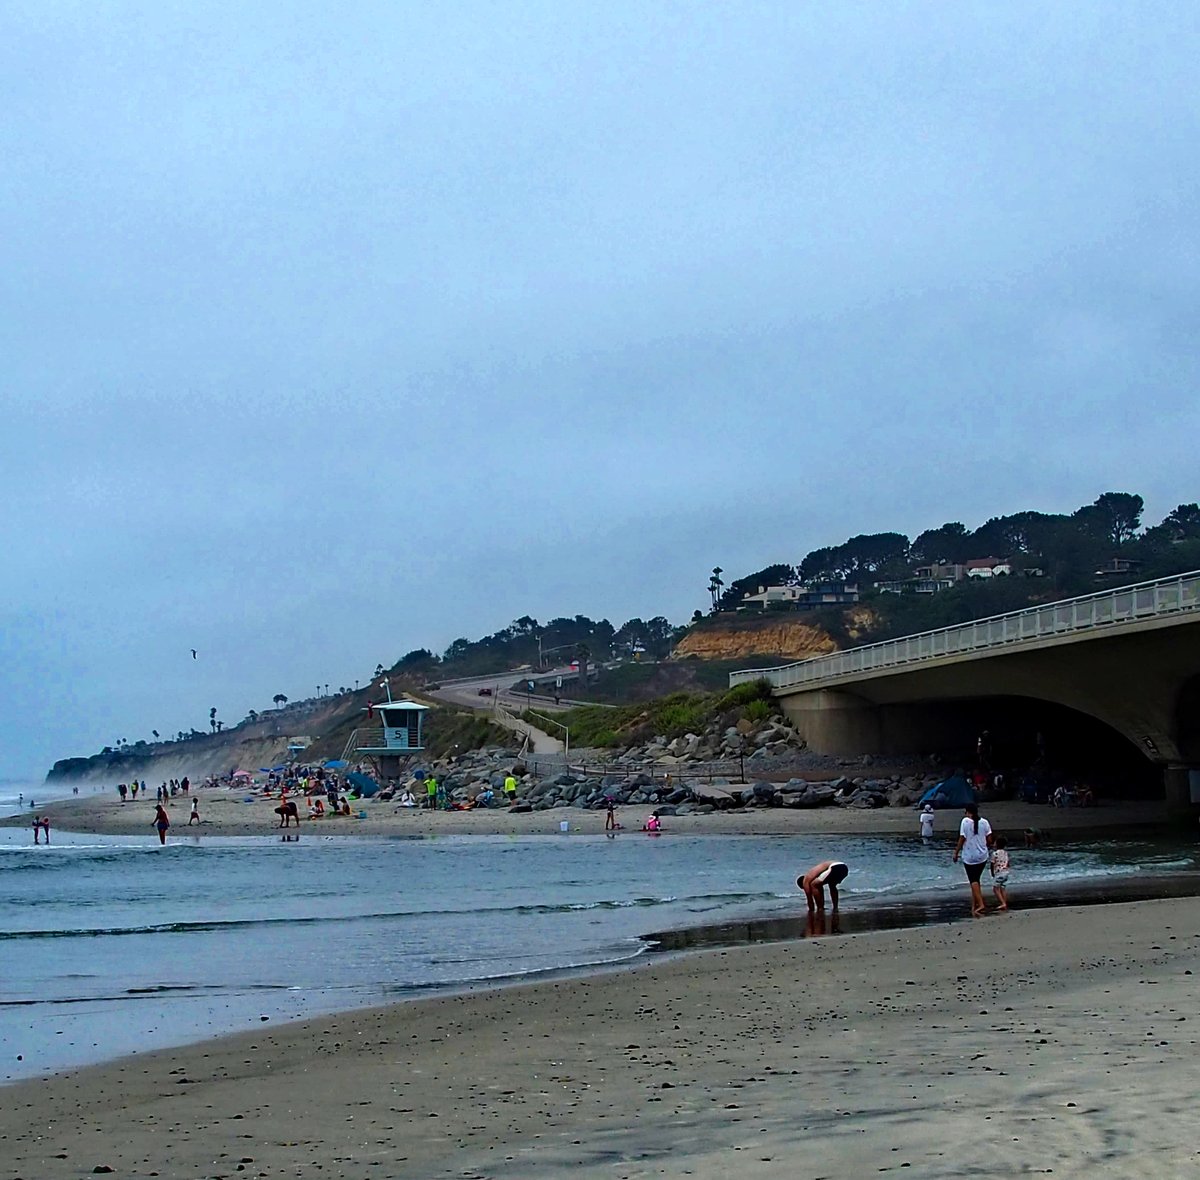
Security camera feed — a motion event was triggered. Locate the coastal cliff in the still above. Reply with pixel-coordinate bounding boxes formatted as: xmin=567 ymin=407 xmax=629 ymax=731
xmin=45 ymin=688 xmax=505 ymax=786
xmin=672 ymin=616 xmax=840 ymax=662
xmin=46 ymin=692 xmax=370 ymax=785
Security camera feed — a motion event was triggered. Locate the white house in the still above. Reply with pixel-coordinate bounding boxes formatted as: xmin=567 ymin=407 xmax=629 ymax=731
xmin=965 ymin=557 xmax=1012 ymax=579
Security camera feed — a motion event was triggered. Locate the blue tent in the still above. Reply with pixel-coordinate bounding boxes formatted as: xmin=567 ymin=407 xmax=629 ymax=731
xmin=918 ymin=773 xmax=976 ymax=809
xmin=324 ymin=759 xmax=348 ymax=769
xmin=347 ymin=771 xmax=380 ymax=798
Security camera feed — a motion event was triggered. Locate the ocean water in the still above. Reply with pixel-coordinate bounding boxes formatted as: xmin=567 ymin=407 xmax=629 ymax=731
xmin=0 ymin=777 xmax=94 ymax=820
xmin=0 ymin=826 xmax=1195 ymax=1083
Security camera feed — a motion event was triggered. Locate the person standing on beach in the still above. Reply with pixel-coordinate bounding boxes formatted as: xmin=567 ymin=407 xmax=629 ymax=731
xmin=40 ymin=816 xmax=50 ymax=844
xmin=990 ymin=836 xmax=1010 ymax=912
xmin=952 ymin=802 xmax=993 ymax=917
xmin=152 ymin=803 xmax=171 ymax=845
xmin=118 ymin=783 xmax=127 ymax=803
xmin=189 ymin=796 xmax=200 ymax=825
xmin=32 ymin=815 xmax=42 ymax=845
xmin=919 ymin=804 xmax=935 ymax=840
xmin=425 ymin=775 xmax=438 ymax=810
xmin=503 ymin=773 xmax=518 ymax=805
xmin=797 ymin=861 xmax=849 ymax=913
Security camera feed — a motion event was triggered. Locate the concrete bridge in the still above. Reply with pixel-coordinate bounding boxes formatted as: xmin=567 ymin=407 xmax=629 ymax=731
xmin=729 ymin=572 xmax=1200 ymax=814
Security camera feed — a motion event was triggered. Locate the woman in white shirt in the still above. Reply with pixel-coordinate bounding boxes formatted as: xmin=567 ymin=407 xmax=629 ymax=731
xmin=952 ymin=802 xmax=993 ymax=917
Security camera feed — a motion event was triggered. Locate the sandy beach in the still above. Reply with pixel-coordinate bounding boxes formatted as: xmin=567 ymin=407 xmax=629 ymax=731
xmin=5 ymin=786 xmax=1194 ymax=1179
xmin=4 ymin=785 xmax=1167 ymax=840
xmin=0 ymin=894 xmax=1196 ymax=1179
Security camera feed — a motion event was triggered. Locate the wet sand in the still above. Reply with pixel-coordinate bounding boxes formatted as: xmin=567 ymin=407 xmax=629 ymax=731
xmin=2 ymin=785 xmax=1166 ymax=840
xmin=2 ymin=895 xmax=1198 ymax=1178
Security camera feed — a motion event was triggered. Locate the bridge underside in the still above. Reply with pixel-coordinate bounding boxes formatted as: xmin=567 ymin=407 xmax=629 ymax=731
xmin=777 ymin=621 xmax=1200 ymax=813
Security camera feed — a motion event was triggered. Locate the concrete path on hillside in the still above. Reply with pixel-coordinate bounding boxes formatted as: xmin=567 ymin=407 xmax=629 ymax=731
xmin=490 ymin=704 xmax=565 ymax=756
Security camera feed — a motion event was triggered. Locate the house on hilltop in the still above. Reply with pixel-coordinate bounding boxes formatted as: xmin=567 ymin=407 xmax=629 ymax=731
xmin=876 ymin=563 xmax=965 ymax=595
xmin=1094 ymin=556 xmax=1143 ymax=579
xmin=738 ymin=581 xmax=860 ymax=611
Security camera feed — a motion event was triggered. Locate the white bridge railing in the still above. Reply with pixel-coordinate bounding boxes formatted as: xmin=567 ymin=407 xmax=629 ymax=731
xmin=730 ymin=570 xmax=1200 ymax=692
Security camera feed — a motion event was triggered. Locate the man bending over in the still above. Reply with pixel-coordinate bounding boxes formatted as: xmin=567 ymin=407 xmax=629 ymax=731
xmin=797 ymin=860 xmax=849 ymax=913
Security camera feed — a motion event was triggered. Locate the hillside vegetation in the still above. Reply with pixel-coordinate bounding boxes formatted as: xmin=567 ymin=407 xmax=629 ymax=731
xmin=527 ymin=680 xmax=774 ymax=750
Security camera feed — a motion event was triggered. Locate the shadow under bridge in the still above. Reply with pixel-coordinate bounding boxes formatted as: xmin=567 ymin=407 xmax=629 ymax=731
xmin=729 ymin=572 xmax=1200 ymax=815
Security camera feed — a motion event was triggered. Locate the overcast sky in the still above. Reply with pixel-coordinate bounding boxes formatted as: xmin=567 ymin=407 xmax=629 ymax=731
xmin=3 ymin=2 xmax=1199 ymax=774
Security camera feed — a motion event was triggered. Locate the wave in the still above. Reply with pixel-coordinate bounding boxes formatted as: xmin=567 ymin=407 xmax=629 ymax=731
xmin=0 ymin=948 xmax=651 ymax=1011
xmin=0 ymin=981 xmax=315 ymax=1009
xmin=0 ymin=891 xmax=779 ymax=942
xmin=380 ymin=944 xmax=649 ymax=994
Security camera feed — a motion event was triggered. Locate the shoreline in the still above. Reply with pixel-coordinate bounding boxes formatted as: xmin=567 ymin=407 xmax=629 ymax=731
xmin=3 ymin=892 xmax=1199 ymax=1178
xmin=0 ymin=783 xmax=1171 ymax=840
xmin=4 ymin=855 xmax=1198 ymax=1085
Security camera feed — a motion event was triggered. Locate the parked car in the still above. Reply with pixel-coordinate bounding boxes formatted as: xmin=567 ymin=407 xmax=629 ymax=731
xmin=423 ymin=682 xmax=441 ymax=691
xmin=477 ymin=687 xmax=493 ymax=696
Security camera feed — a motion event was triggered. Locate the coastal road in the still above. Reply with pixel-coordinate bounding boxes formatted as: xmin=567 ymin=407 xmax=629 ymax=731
xmin=427 ymin=668 xmax=581 ymax=715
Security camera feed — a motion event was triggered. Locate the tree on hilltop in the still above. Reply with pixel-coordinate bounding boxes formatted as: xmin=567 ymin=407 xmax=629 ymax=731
xmin=1073 ymin=491 xmax=1143 ymax=547
xmin=273 ymin=694 xmax=288 ymax=708
xmin=614 ymin=615 xmax=676 ymax=659
xmin=707 ymin=567 xmax=724 ymax=611
xmin=1158 ymin=502 xmax=1200 ymax=541
xmin=911 ymin=523 xmax=970 ymax=564
xmin=397 ymin=648 xmax=438 ymax=671
xmin=800 ymin=533 xmax=908 ymax=581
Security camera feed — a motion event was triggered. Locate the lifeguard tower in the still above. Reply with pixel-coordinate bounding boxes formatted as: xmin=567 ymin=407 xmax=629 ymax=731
xmin=345 ymin=696 xmax=428 ymax=779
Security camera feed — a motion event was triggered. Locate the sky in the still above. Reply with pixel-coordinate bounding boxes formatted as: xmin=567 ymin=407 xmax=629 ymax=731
xmin=3 ymin=2 xmax=1199 ymax=774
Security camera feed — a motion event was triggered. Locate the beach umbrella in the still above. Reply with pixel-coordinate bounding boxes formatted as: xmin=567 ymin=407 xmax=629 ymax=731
xmin=324 ymin=759 xmax=348 ymax=769
xmin=232 ymin=769 xmax=254 ymax=779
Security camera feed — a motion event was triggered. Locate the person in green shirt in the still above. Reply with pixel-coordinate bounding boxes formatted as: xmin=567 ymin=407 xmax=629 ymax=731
xmin=425 ymin=775 xmax=438 ymax=810
xmin=503 ymin=774 xmax=518 ymax=804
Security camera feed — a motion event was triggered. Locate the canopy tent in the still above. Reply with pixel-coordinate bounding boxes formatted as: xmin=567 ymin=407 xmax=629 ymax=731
xmin=918 ymin=774 xmax=976 ymax=809
xmin=347 ymin=771 xmax=380 ymax=798
xmin=232 ymin=769 xmax=254 ymax=779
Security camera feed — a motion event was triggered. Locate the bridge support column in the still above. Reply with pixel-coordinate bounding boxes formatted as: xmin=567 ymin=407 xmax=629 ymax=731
xmin=1163 ymin=766 xmax=1200 ymax=819
xmin=780 ymin=690 xmax=883 ymax=757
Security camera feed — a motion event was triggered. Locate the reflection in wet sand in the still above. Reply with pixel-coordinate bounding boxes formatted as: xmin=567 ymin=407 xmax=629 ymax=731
xmin=645 ymin=871 xmax=1200 ymax=952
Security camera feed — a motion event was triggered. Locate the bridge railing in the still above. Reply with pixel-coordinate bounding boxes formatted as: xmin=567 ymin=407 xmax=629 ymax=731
xmin=730 ymin=570 xmax=1200 ymax=691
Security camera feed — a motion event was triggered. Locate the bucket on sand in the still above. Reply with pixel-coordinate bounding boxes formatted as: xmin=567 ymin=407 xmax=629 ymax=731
xmin=559 ymin=820 xmax=569 ymax=833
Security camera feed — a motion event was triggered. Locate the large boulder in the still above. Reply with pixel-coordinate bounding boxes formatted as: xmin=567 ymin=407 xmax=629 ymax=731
xmin=804 ymin=784 xmax=838 ymax=806
xmin=692 ymin=785 xmax=734 ymax=806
